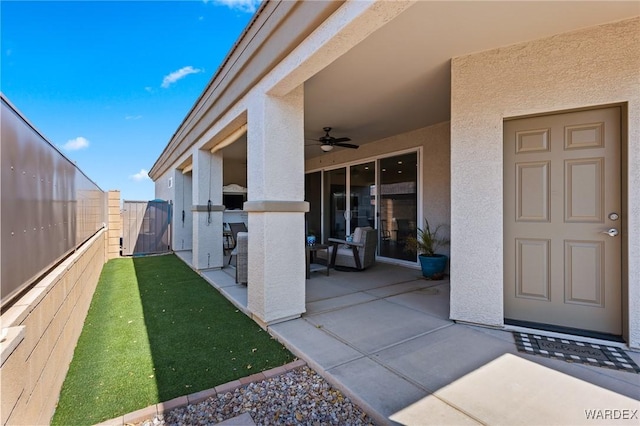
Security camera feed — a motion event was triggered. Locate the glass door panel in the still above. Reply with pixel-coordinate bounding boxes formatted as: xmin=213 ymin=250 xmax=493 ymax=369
xmin=378 ymin=152 xmax=418 ymax=261
xmin=324 ymin=168 xmax=346 ymax=240
xmin=349 ymin=162 xmax=375 ymax=234
xmin=304 ymin=172 xmax=322 ymax=239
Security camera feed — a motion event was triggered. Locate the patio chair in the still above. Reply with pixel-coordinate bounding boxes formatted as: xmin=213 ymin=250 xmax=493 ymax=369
xmin=228 ymin=222 xmax=248 ymax=265
xmin=235 ymin=231 xmax=248 ymax=284
xmin=380 ymin=219 xmax=391 ymax=241
xmin=395 ymin=219 xmax=414 ymax=244
xmin=324 ymin=226 xmax=377 ymax=270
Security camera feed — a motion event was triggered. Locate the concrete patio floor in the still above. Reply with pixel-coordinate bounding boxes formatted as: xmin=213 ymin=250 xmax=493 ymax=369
xmin=176 ymin=250 xmax=640 ymax=425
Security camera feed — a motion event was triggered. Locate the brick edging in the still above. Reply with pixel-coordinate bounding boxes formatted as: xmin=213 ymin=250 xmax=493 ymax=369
xmin=94 ymin=359 xmax=306 ymax=426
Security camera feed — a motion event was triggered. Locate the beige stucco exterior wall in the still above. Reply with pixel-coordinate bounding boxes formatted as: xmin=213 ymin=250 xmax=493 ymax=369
xmin=154 ymin=168 xmax=175 ymax=205
xmin=450 ymin=18 xmax=640 ymax=347
xmin=305 ymin=121 xmax=451 ymax=257
xmin=154 ymin=168 xmax=195 ymax=252
xmin=0 ymin=230 xmax=107 ymax=424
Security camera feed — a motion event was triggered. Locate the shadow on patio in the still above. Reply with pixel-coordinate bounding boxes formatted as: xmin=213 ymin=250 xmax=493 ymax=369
xmin=189 ymin=253 xmax=640 ymax=425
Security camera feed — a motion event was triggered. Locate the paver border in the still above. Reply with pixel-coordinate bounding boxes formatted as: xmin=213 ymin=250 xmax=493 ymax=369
xmin=94 ymin=359 xmax=306 ymax=425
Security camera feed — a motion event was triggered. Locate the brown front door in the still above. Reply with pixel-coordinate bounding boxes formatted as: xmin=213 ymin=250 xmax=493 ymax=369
xmin=504 ymin=107 xmax=622 ymax=335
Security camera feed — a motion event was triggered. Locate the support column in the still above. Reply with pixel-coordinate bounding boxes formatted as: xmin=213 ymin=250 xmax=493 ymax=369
xmin=246 ymin=85 xmax=308 ymax=326
xmin=107 ymin=190 xmax=121 ymax=259
xmin=172 ymin=169 xmax=193 ymax=251
xmin=192 ymin=149 xmax=224 ymax=270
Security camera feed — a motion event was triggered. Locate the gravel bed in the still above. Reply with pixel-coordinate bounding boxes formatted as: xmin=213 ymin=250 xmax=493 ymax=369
xmin=138 ymin=366 xmax=375 ymax=425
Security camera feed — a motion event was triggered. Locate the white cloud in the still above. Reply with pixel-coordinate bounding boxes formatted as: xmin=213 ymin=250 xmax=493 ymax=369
xmin=144 ymin=86 xmax=154 ymax=93
xmin=125 ymin=115 xmax=142 ymax=120
xmin=62 ymin=136 xmax=89 ymax=151
xmin=130 ymin=169 xmax=151 ymax=182
xmin=205 ymin=0 xmax=260 ymax=13
xmin=161 ymin=66 xmax=203 ymax=88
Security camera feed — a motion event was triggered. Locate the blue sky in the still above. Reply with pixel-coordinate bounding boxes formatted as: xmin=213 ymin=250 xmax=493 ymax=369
xmin=1 ymin=0 xmax=258 ymax=201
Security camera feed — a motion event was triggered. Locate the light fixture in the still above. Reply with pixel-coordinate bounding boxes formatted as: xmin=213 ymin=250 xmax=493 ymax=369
xmin=320 ymin=144 xmax=334 ymax=152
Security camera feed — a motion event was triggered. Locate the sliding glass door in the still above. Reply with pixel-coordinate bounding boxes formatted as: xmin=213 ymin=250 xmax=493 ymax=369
xmin=321 ymin=162 xmax=376 ymax=241
xmin=349 ymin=162 xmax=375 ymax=232
xmin=306 ymin=151 xmax=418 ymax=263
xmin=378 ymin=152 xmax=418 ymax=261
xmin=304 ymin=172 xmax=322 ymax=238
xmin=324 ymin=168 xmax=347 ymax=239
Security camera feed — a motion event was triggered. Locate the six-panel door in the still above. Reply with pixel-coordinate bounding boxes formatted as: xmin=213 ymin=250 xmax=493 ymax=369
xmin=504 ymin=107 xmax=622 ymax=335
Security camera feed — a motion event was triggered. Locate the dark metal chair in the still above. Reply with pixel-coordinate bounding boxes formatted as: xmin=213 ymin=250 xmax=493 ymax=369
xmin=228 ymin=222 xmax=247 ymax=265
xmin=324 ymin=227 xmax=377 ymax=271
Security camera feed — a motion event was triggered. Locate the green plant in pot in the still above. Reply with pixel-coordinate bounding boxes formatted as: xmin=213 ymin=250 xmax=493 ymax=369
xmin=405 ymin=219 xmax=450 ymax=280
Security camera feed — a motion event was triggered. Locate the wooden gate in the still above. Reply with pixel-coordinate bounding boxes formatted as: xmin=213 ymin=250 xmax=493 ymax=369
xmin=122 ymin=200 xmax=172 ymax=256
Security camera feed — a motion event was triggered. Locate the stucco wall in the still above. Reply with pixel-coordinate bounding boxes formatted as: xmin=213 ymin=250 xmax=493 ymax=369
xmin=450 ymin=18 xmax=639 ymax=347
xmin=155 ymin=168 xmax=195 ymax=252
xmin=154 ymin=168 xmax=174 ymax=203
xmin=0 ymin=230 xmax=107 ymax=424
xmin=305 ymin=121 xmax=451 ymax=257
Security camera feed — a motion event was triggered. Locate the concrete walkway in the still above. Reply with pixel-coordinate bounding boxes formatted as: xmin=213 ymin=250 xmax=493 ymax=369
xmin=182 ymin=252 xmax=640 ymax=425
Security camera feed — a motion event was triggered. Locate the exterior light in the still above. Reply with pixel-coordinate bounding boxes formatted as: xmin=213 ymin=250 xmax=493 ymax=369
xmin=321 ymin=144 xmax=334 ymax=152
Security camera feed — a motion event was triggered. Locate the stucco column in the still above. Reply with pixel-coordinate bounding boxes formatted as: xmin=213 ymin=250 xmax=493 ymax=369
xmin=172 ymin=170 xmax=193 ymax=251
xmin=246 ymin=85 xmax=308 ymax=327
xmin=192 ymin=149 xmax=224 ymax=270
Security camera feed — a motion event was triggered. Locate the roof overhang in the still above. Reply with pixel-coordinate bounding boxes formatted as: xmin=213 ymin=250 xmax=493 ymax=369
xmin=149 ymin=0 xmax=344 ymax=180
xmin=150 ymin=1 xmax=640 ymax=176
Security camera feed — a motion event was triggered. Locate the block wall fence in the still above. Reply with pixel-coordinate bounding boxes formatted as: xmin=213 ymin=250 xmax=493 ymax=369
xmin=1 ymin=190 xmax=121 ymax=425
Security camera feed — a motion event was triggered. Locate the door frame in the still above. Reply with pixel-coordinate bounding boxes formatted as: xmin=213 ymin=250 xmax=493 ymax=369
xmin=502 ymin=103 xmax=629 ymax=341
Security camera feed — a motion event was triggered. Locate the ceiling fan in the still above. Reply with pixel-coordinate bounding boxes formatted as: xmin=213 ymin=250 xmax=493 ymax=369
xmin=308 ymin=127 xmax=359 ymax=152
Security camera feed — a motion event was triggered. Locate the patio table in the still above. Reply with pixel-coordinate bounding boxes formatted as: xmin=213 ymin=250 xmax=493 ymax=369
xmin=306 ymin=244 xmax=329 ymax=279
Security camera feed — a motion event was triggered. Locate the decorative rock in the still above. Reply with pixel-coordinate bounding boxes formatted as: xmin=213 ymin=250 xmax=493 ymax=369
xmin=136 ymin=366 xmax=374 ymax=425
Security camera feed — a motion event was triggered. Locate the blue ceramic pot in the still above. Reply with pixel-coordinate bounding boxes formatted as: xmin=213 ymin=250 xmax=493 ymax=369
xmin=306 ymin=235 xmax=316 ymax=246
xmin=418 ymin=254 xmax=447 ymax=280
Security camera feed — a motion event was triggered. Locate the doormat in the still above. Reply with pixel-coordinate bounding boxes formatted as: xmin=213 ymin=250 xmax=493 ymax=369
xmin=513 ymin=332 xmax=640 ymax=374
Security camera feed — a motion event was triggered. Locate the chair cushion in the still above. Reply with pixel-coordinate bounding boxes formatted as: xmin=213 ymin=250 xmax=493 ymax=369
xmin=352 ymin=227 xmax=363 ymax=243
xmin=352 ymin=226 xmax=372 ymax=243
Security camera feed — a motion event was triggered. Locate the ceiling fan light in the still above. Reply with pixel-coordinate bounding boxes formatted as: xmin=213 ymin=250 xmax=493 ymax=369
xmin=320 ymin=144 xmax=334 ymax=152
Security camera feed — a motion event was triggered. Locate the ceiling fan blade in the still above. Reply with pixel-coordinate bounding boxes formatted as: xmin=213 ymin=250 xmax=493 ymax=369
xmin=332 ymin=137 xmax=351 ymax=143
xmin=335 ymin=142 xmax=359 ymax=149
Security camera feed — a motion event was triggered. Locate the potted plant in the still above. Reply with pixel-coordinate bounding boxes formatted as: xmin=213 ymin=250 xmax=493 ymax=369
xmin=306 ymin=228 xmax=317 ymax=246
xmin=405 ymin=219 xmax=450 ymax=280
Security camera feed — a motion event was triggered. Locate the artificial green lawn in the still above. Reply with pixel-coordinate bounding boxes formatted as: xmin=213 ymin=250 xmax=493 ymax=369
xmin=52 ymin=255 xmax=294 ymax=425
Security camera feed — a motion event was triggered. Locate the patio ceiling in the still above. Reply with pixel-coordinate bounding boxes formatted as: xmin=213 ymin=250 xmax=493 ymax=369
xmin=221 ymin=1 xmax=638 ymax=163
xmin=302 ymin=1 xmax=638 ymax=158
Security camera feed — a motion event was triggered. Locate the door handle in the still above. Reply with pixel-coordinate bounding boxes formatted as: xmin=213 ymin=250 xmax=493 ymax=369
xmin=600 ymin=228 xmax=619 ymax=237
